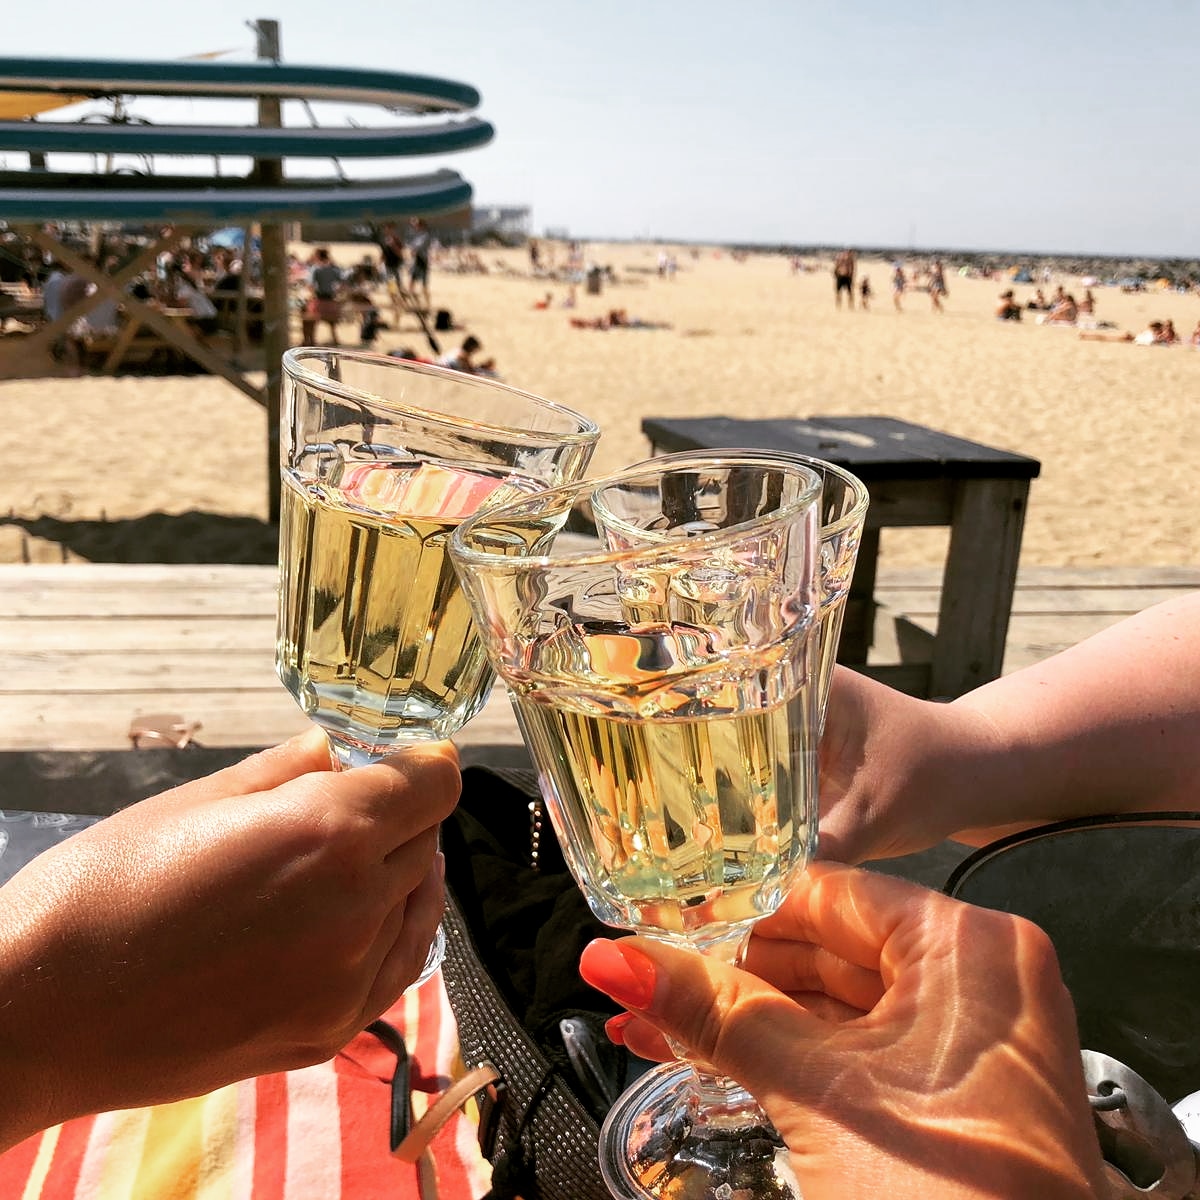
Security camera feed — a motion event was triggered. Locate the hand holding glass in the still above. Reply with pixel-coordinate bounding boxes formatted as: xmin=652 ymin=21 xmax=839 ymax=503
xmin=275 ymin=349 xmax=598 ymax=984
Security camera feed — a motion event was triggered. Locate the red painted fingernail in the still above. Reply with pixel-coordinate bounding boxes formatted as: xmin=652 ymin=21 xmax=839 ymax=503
xmin=604 ymin=1013 xmax=634 ymax=1045
xmin=579 ymin=939 xmax=656 ymax=1010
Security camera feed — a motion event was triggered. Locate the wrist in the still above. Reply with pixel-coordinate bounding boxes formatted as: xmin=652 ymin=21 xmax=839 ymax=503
xmin=865 ymin=690 xmax=1021 ymax=847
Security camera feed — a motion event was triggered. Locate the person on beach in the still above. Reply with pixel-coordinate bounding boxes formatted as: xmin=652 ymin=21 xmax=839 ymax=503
xmin=833 ymin=248 xmax=856 ymax=309
xmin=438 ymin=333 xmax=497 ymax=376
xmin=374 ymin=222 xmax=408 ymax=326
xmin=406 ymin=217 xmax=433 ymax=312
xmin=927 ymin=259 xmax=947 ymax=311
xmin=891 ymin=262 xmax=906 ymax=310
xmin=995 ymin=288 xmax=1022 ymax=320
xmin=1043 ymin=292 xmax=1078 ymax=325
xmin=859 ymin=276 xmax=872 ymax=310
xmin=305 ymin=247 xmax=344 ymax=346
xmin=584 ymin=592 xmax=1200 ymax=1199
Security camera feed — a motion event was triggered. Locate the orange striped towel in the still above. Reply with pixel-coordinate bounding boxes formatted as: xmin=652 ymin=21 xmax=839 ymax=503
xmin=0 ymin=974 xmax=493 ymax=1199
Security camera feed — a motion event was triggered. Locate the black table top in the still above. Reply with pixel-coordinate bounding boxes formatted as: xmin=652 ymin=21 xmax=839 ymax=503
xmin=641 ymin=415 xmax=1041 ymax=481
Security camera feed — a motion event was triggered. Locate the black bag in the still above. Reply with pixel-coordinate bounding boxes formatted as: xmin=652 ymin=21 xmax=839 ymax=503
xmin=441 ymin=765 xmax=628 ymax=1200
xmin=435 ymin=308 xmax=454 ymax=331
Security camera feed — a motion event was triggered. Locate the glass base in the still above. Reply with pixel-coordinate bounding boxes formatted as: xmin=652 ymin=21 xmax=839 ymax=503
xmin=411 ymin=922 xmax=446 ymax=990
xmin=599 ymin=1061 xmax=801 ymax=1200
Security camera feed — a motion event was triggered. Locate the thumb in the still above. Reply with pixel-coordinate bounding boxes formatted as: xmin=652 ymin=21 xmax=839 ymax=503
xmin=579 ymin=936 xmax=827 ymax=1105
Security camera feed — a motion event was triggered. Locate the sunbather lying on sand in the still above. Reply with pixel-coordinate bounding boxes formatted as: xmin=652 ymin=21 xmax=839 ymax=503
xmin=570 ymin=308 xmax=672 ymax=331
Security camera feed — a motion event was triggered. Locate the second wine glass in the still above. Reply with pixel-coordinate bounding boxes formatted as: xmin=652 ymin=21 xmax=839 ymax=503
xmin=450 ymin=453 xmax=824 ymax=1200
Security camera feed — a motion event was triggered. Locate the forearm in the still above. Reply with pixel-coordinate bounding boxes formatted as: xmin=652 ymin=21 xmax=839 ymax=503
xmin=950 ymin=593 xmax=1200 ymax=837
xmin=0 ymin=904 xmax=75 ymax=1152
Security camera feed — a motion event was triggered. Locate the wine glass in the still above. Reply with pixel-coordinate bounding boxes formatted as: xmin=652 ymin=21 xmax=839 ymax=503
xmin=275 ymin=348 xmax=599 ymax=981
xmin=450 ymin=453 xmax=823 ymax=1200
xmin=596 ymin=448 xmax=869 ymax=723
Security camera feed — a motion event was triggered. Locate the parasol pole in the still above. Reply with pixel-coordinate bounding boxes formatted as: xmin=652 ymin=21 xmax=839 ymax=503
xmin=253 ymin=16 xmax=288 ymax=525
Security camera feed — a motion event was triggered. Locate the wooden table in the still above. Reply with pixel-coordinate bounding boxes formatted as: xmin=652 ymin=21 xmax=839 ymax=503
xmin=641 ymin=415 xmax=1042 ymax=698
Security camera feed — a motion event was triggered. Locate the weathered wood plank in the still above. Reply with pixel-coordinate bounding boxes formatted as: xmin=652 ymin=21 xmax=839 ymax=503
xmin=0 ymin=649 xmax=279 ymax=692
xmin=0 ymin=617 xmax=274 ymax=653
xmin=0 ymin=561 xmax=1193 ymax=751
xmin=0 ymin=572 xmax=278 ymax=618
xmin=877 ymin=587 xmax=1199 ymax=620
xmin=0 ymin=685 xmax=523 ymax=752
xmin=876 ymin=565 xmax=1200 ymax=589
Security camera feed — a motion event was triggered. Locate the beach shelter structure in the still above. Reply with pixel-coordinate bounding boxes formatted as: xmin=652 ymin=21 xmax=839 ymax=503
xmin=0 ymin=25 xmax=494 ymax=519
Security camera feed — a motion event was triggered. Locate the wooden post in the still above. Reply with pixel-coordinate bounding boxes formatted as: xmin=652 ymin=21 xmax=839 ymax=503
xmin=254 ymin=17 xmax=288 ymax=525
xmin=234 ymin=224 xmax=251 ymax=363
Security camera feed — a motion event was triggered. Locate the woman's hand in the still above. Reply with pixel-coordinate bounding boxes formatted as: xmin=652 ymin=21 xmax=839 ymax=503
xmin=0 ymin=729 xmax=459 ymax=1149
xmin=580 ymin=864 xmax=1106 ymax=1200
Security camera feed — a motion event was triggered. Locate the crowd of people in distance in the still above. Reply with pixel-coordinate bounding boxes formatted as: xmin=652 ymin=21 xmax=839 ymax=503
xmin=297 ymin=218 xmax=438 ymax=348
xmin=831 ymin=250 xmax=947 ymax=313
xmin=994 ymin=279 xmax=1200 ymax=348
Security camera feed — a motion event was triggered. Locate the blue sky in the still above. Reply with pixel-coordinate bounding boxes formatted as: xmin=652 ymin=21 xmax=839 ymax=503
xmin=5 ymin=1 xmax=1198 ymax=255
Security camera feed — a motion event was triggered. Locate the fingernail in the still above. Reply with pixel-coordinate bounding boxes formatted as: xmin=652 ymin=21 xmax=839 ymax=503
xmin=604 ymin=1013 xmax=634 ymax=1045
xmin=579 ymin=939 xmax=656 ymax=1010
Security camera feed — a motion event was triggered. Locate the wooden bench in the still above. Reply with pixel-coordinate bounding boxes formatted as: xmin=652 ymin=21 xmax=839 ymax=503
xmin=641 ymin=415 xmax=1042 ymax=698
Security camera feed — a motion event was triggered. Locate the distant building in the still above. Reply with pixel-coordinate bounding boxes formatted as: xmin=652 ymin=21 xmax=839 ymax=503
xmin=470 ymin=205 xmax=531 ymax=245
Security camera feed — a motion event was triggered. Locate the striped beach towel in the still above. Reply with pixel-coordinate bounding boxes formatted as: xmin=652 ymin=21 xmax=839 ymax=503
xmin=0 ymin=975 xmax=493 ymax=1200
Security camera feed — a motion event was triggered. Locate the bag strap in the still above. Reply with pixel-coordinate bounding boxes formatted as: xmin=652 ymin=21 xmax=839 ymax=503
xmin=393 ymin=1063 xmax=503 ymax=1163
xmin=368 ymin=1019 xmax=505 ymax=1200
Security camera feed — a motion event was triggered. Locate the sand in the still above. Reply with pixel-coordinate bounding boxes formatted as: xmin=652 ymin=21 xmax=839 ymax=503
xmin=1 ymin=244 xmax=1196 ymax=569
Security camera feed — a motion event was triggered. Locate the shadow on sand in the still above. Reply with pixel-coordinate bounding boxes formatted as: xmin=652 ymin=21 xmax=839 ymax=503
xmin=0 ymin=511 xmax=280 ymax=565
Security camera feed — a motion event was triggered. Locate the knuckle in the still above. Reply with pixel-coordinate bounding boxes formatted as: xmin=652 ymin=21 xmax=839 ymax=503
xmin=1009 ymin=913 xmax=1063 ymax=972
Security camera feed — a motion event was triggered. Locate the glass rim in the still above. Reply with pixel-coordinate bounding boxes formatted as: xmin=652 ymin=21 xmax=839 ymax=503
xmin=282 ymin=347 xmax=601 ymax=447
xmin=450 ymin=452 xmax=824 ymax=572
xmin=625 ymin=447 xmax=869 ymax=539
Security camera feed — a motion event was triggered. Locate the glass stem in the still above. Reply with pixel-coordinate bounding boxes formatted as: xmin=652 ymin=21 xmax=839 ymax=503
xmin=660 ymin=924 xmax=776 ymax=1133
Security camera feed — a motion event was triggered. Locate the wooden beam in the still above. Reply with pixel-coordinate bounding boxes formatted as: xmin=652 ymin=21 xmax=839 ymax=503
xmin=24 ymin=234 xmax=266 ymax=405
xmin=1 ymin=225 xmax=191 ymax=374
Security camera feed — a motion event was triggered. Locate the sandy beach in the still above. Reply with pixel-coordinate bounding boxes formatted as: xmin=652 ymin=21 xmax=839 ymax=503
xmin=1 ymin=244 xmax=1196 ymax=570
